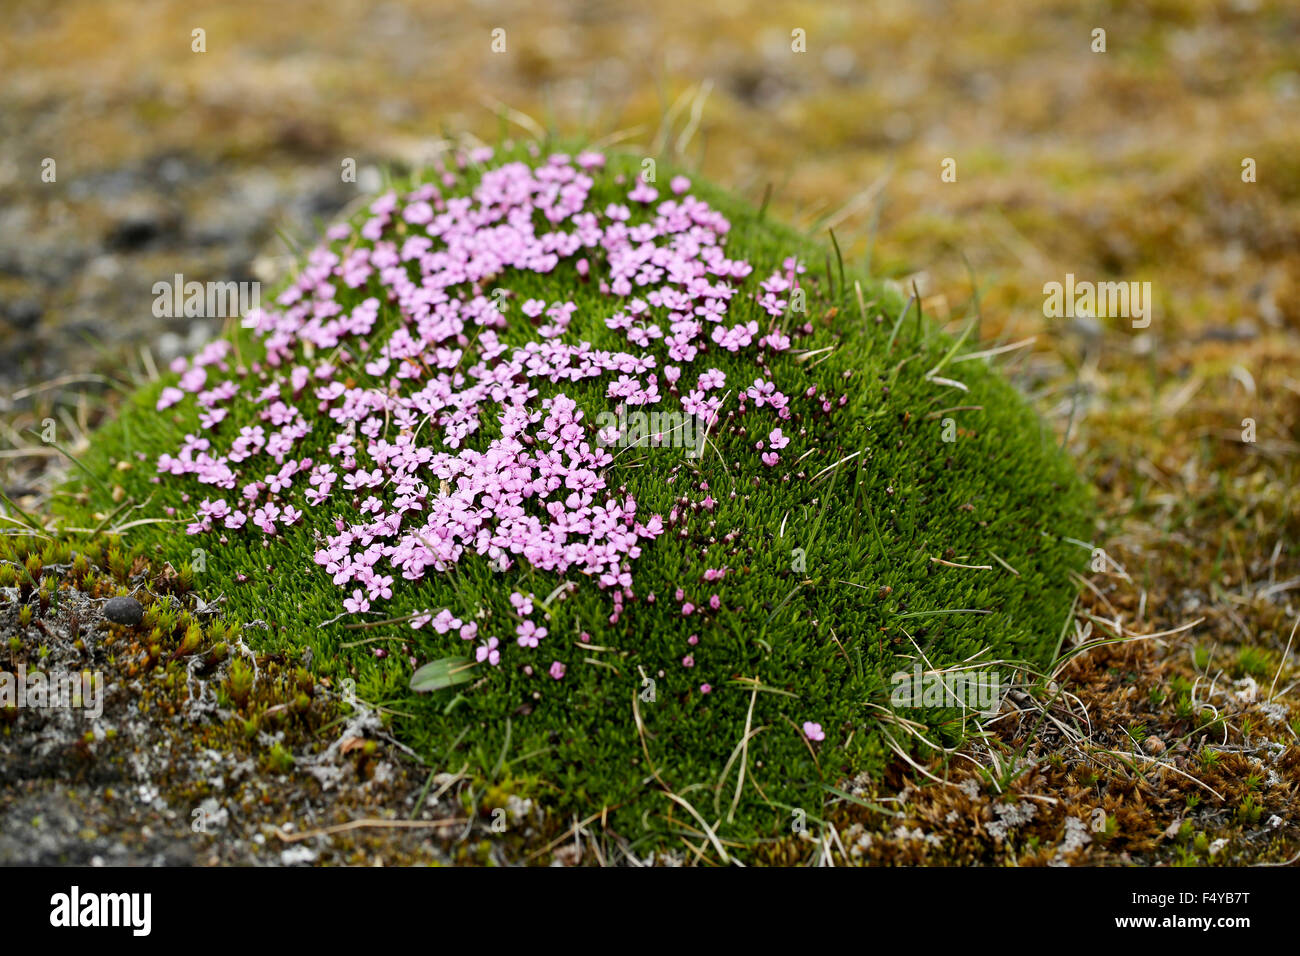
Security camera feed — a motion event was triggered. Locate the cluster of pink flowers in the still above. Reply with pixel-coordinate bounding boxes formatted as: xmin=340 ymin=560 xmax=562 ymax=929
xmin=154 ymin=148 xmax=812 ymax=672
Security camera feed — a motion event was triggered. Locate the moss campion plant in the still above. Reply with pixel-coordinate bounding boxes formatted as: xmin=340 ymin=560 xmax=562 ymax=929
xmin=68 ymin=143 xmax=1090 ymax=853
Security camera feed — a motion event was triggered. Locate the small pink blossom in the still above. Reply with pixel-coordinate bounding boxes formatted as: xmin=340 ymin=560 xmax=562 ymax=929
xmin=476 ymin=637 xmax=501 ymax=666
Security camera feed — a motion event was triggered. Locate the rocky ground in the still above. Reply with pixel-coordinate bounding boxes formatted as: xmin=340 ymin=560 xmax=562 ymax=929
xmin=3 ymin=532 xmax=1294 ymax=866
xmin=0 ymin=544 xmax=551 ymax=866
xmin=0 ymin=155 xmax=353 ymax=392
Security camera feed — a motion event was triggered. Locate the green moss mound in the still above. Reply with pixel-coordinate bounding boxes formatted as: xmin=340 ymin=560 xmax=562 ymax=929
xmin=62 ymin=145 xmax=1089 ymax=856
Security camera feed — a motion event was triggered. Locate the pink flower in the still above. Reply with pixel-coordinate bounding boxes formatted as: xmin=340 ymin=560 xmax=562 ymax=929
xmin=516 ymin=619 xmax=547 ymax=648
xmin=549 ymin=661 xmax=566 ymax=680
xmin=510 ymin=592 xmax=535 ymax=617
xmin=366 ymin=574 xmax=394 ymax=601
xmin=476 ymin=637 xmax=500 ymax=666
xmin=628 ymin=180 xmax=658 ymax=203
xmin=802 ymin=721 xmax=825 ymax=742
xmin=698 ymin=368 xmax=726 ymax=391
xmin=431 ymin=609 xmax=462 ymax=634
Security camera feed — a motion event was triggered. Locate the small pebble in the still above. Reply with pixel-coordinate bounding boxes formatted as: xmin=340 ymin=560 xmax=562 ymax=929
xmin=102 ymin=596 xmax=143 ymax=626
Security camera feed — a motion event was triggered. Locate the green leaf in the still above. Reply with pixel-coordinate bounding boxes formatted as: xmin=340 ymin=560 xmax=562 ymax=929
xmin=409 ymin=656 xmax=477 ymax=693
